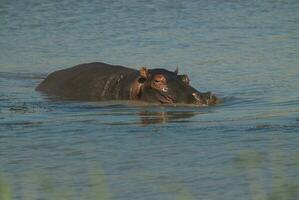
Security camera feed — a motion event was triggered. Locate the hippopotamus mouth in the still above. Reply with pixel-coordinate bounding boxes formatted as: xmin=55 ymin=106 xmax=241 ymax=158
xmin=155 ymin=90 xmax=218 ymax=106
xmin=156 ymin=91 xmax=175 ymax=104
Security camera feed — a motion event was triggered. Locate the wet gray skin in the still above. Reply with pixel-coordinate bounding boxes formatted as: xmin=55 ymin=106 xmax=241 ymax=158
xmin=36 ymin=62 xmax=219 ymax=106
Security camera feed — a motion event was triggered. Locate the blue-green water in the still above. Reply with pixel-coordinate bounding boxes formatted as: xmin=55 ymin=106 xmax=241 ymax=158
xmin=0 ymin=0 xmax=299 ymax=199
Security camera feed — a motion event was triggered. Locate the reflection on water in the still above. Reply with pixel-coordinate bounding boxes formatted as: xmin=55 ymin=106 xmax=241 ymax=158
xmin=139 ymin=110 xmax=199 ymax=125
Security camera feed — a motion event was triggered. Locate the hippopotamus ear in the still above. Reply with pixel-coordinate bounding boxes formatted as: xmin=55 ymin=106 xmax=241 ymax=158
xmin=139 ymin=66 xmax=149 ymax=82
xmin=174 ymin=66 xmax=178 ymax=75
xmin=130 ymin=67 xmax=149 ymax=99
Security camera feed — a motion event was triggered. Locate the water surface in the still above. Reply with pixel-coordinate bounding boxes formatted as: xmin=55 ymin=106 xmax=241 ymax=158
xmin=1 ymin=0 xmax=299 ymax=199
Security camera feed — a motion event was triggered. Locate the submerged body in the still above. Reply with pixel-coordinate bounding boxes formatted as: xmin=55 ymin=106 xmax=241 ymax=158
xmin=36 ymin=62 xmax=218 ymax=105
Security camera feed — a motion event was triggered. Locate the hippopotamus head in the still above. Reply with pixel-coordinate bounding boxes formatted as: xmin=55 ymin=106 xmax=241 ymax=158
xmin=134 ymin=67 xmax=218 ymax=105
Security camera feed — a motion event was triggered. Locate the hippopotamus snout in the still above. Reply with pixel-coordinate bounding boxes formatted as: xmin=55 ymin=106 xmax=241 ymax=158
xmin=192 ymin=91 xmax=218 ymax=105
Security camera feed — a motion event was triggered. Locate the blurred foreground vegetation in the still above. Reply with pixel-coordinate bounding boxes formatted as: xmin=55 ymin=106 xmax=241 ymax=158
xmin=1 ymin=151 xmax=298 ymax=200
xmin=234 ymin=151 xmax=299 ymax=200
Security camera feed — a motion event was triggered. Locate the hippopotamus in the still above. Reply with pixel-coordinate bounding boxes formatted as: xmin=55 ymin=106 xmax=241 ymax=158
xmin=36 ymin=62 xmax=218 ymax=105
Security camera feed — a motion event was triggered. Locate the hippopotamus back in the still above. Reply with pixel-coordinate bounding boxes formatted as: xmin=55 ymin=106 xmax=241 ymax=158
xmin=36 ymin=62 xmax=139 ymax=101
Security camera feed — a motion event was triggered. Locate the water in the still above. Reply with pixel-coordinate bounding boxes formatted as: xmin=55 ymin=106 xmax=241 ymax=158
xmin=1 ymin=0 xmax=299 ymax=199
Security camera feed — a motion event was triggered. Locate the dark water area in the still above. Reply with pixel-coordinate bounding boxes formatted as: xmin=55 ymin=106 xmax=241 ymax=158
xmin=1 ymin=0 xmax=299 ymax=199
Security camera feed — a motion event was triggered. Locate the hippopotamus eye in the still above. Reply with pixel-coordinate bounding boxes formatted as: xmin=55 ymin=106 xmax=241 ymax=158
xmin=151 ymin=74 xmax=168 ymax=92
xmin=153 ymin=74 xmax=166 ymax=83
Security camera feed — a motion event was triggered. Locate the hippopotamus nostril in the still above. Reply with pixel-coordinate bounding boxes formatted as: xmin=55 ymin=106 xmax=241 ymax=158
xmin=192 ymin=92 xmax=216 ymax=105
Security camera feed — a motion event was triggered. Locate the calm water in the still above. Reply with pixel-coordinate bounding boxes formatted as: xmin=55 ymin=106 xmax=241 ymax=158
xmin=1 ymin=0 xmax=299 ymax=199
